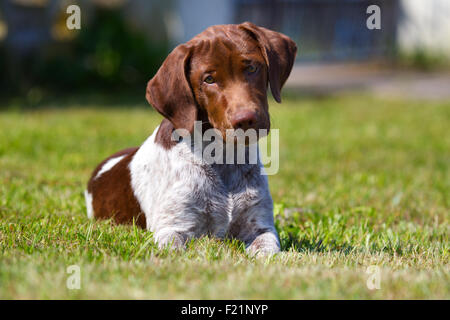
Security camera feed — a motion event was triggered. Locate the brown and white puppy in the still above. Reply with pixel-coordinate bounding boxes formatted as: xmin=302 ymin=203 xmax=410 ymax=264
xmin=85 ymin=22 xmax=297 ymax=254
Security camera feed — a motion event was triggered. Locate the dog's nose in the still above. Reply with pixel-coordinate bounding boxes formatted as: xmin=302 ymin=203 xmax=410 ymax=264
xmin=231 ymin=110 xmax=258 ymax=131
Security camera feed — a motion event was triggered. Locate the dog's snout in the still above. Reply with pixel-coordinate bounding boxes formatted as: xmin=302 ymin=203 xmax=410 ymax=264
xmin=231 ymin=109 xmax=257 ymax=130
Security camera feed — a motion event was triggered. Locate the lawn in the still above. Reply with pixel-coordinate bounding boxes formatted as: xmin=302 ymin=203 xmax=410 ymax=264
xmin=0 ymin=94 xmax=448 ymax=299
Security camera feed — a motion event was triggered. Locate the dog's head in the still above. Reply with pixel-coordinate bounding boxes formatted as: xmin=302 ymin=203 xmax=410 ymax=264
xmin=146 ymin=22 xmax=297 ymax=142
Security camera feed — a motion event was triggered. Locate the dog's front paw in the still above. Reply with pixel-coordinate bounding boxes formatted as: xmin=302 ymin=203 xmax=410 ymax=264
xmin=154 ymin=229 xmax=187 ymax=250
xmin=246 ymin=232 xmax=280 ymax=257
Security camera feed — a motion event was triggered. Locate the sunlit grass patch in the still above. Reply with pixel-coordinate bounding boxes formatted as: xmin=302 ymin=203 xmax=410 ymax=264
xmin=0 ymin=94 xmax=448 ymax=299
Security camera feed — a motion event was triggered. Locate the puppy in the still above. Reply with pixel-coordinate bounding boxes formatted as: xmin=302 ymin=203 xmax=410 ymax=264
xmin=85 ymin=22 xmax=297 ymax=255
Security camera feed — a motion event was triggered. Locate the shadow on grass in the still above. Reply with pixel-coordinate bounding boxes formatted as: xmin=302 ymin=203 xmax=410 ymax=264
xmin=0 ymin=89 xmax=149 ymax=111
xmin=280 ymin=234 xmax=355 ymax=254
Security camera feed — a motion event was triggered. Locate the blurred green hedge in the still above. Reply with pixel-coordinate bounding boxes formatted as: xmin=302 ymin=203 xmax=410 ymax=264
xmin=2 ymin=8 xmax=168 ymax=94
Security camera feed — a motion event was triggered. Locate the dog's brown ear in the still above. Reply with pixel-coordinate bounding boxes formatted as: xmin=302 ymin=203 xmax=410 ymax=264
xmin=146 ymin=44 xmax=197 ymax=132
xmin=239 ymin=22 xmax=297 ymax=103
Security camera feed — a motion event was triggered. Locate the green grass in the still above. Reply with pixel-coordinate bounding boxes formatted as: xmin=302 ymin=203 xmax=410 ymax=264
xmin=0 ymin=94 xmax=448 ymax=299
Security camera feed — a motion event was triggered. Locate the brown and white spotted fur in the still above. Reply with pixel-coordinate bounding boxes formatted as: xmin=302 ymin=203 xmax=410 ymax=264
xmin=85 ymin=22 xmax=297 ymax=255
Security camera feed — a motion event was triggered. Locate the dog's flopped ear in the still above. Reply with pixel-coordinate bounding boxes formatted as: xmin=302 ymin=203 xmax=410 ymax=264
xmin=146 ymin=44 xmax=197 ymax=132
xmin=239 ymin=22 xmax=297 ymax=103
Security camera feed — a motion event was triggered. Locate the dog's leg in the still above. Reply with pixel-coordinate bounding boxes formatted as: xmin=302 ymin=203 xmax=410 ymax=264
xmin=154 ymin=228 xmax=188 ymax=250
xmin=246 ymin=228 xmax=280 ymax=256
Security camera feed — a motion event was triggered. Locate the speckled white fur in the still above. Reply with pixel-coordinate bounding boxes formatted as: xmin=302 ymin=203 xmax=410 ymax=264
xmin=127 ymin=126 xmax=280 ymax=255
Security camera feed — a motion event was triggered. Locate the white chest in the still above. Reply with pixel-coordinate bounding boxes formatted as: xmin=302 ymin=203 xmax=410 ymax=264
xmin=129 ymin=133 xmax=268 ymax=238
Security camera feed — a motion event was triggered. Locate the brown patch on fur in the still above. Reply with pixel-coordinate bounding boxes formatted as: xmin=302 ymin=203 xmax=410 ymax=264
xmin=146 ymin=22 xmax=297 ymax=141
xmin=87 ymin=147 xmax=146 ymax=228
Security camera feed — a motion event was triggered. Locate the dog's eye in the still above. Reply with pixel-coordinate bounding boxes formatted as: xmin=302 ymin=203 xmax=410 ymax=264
xmin=246 ymin=65 xmax=257 ymax=74
xmin=204 ymin=75 xmax=215 ymax=84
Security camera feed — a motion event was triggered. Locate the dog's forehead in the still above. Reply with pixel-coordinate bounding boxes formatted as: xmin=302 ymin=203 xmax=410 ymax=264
xmin=188 ymin=25 xmax=262 ymax=65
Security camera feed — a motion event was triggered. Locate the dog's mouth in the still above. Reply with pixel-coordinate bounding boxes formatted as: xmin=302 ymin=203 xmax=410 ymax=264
xmin=203 ymin=110 xmax=270 ymax=145
xmin=227 ymin=128 xmax=268 ymax=145
xmin=211 ymin=123 xmax=269 ymax=145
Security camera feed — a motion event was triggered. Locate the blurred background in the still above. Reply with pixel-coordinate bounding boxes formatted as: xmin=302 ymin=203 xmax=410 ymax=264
xmin=0 ymin=0 xmax=449 ymax=104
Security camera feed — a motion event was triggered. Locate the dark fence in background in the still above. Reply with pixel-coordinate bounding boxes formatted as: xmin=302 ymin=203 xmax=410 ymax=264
xmin=0 ymin=0 xmax=402 ymax=96
xmin=234 ymin=0 xmax=399 ymax=61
